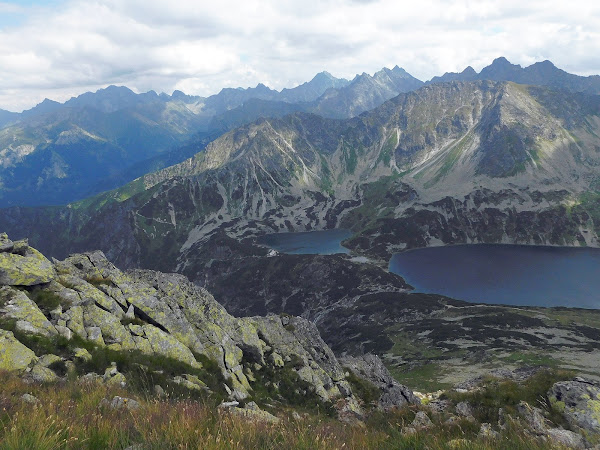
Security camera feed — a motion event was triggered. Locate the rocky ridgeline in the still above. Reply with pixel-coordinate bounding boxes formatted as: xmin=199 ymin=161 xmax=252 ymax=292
xmin=0 ymin=232 xmax=419 ymax=421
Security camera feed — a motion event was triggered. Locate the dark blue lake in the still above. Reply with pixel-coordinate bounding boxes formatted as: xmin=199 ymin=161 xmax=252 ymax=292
xmin=389 ymin=244 xmax=600 ymax=309
xmin=260 ymin=229 xmax=600 ymax=308
xmin=258 ymin=229 xmax=352 ymax=255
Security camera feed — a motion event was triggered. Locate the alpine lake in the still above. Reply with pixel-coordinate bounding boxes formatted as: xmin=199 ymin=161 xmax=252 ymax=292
xmin=259 ymin=229 xmax=600 ymax=309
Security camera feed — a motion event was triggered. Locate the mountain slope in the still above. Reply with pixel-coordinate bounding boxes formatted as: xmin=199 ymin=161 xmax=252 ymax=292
xmin=0 ymin=72 xmax=353 ymax=207
xmin=2 ymin=80 xmax=599 ymax=275
xmin=0 ymin=100 xmax=207 ymax=206
xmin=311 ymin=66 xmax=424 ymax=118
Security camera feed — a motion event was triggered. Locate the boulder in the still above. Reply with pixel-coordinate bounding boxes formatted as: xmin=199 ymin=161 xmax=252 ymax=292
xmin=339 ymin=353 xmax=420 ymax=409
xmin=227 ymin=405 xmax=280 ymax=424
xmin=517 ymin=401 xmax=549 ymax=434
xmin=103 ymin=365 xmax=127 ymax=387
xmin=0 ymin=233 xmax=13 ymax=253
xmin=410 ymin=411 xmax=433 ymax=429
xmin=478 ymin=423 xmax=499 ymax=440
xmin=73 ymin=347 xmax=92 ymax=362
xmin=456 ymin=401 xmax=475 ymax=420
xmin=21 ymin=393 xmax=39 ymax=405
xmin=0 ymin=287 xmax=57 ymax=336
xmin=545 ymin=428 xmax=586 ymax=449
xmin=548 ymin=378 xmax=600 ymax=434
xmin=28 ymin=364 xmax=59 ymax=383
xmin=0 ymin=330 xmax=37 ymax=371
xmin=141 ymin=325 xmax=201 ymax=368
xmin=100 ymin=396 xmax=141 ymax=411
xmin=38 ymin=354 xmax=62 ymax=367
xmin=82 ymin=304 xmax=135 ymax=350
xmin=0 ymin=244 xmax=55 ymax=286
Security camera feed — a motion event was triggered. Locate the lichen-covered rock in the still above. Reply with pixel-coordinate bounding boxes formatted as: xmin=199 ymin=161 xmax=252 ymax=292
xmin=82 ymin=304 xmax=135 ymax=350
xmin=545 ymin=428 xmax=586 ymax=449
xmin=0 ymin=287 xmax=57 ymax=336
xmin=103 ymin=364 xmax=127 ymax=386
xmin=63 ymin=305 xmax=87 ymax=339
xmin=0 ymin=242 xmax=363 ymax=414
xmin=0 ymin=243 xmax=55 ymax=286
xmin=0 ymin=233 xmax=13 ymax=252
xmin=38 ymin=354 xmax=62 ymax=367
xmin=100 ymin=396 xmax=140 ymax=411
xmin=518 ymin=401 xmax=549 ymax=434
xmin=55 ymin=325 xmax=72 ymax=340
xmin=339 ymin=354 xmax=420 ymax=410
xmin=73 ymin=347 xmax=92 ymax=362
xmin=456 ymin=401 xmax=475 ymax=419
xmin=228 ymin=406 xmax=281 ymax=424
xmin=21 ymin=393 xmax=40 ymax=404
xmin=478 ymin=423 xmax=499 ymax=440
xmin=28 ymin=364 xmax=59 ymax=383
xmin=548 ymin=378 xmax=600 ymax=434
xmin=141 ymin=325 xmax=200 ymax=368
xmin=173 ymin=374 xmax=207 ymax=391
xmin=411 ymin=411 xmax=434 ymax=430
xmin=0 ymin=330 xmax=37 ymax=371
xmin=251 ymin=315 xmax=355 ymax=405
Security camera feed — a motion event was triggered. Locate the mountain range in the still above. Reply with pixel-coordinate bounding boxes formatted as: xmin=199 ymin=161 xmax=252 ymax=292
xmin=3 ymin=57 xmax=600 ymax=208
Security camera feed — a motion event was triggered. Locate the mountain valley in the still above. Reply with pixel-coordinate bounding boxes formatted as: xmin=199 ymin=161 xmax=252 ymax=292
xmin=2 ymin=57 xmax=600 ymax=447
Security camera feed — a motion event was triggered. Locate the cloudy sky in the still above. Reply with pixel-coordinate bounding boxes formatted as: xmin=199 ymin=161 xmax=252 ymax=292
xmin=0 ymin=0 xmax=599 ymax=111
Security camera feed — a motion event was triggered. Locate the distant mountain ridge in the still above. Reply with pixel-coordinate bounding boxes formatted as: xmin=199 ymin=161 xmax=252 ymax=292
xmin=429 ymin=57 xmax=600 ymax=94
xmin=0 ymin=72 xmax=351 ymax=207
xmin=2 ymin=57 xmax=600 ymax=209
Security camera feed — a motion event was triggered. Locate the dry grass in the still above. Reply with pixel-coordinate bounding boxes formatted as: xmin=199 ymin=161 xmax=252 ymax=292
xmin=0 ymin=371 xmax=567 ymax=449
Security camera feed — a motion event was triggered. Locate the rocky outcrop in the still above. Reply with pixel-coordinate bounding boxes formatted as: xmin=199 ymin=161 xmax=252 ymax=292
xmin=339 ymin=354 xmax=420 ymax=410
xmin=0 ymin=287 xmax=57 ymax=336
xmin=0 ymin=234 xmax=372 ymax=416
xmin=0 ymin=234 xmax=55 ymax=286
xmin=549 ymin=378 xmax=600 ymax=434
xmin=0 ymin=329 xmax=37 ymax=371
xmin=518 ymin=401 xmax=587 ymax=449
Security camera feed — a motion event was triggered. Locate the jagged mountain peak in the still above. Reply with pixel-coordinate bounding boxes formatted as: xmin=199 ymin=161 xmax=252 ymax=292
xmin=489 ymin=56 xmax=517 ymax=67
xmin=429 ymin=57 xmax=600 ymax=95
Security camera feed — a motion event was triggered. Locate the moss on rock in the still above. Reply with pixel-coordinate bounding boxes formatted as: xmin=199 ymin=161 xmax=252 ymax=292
xmin=0 ymin=248 xmax=55 ymax=286
xmin=0 ymin=329 xmax=37 ymax=371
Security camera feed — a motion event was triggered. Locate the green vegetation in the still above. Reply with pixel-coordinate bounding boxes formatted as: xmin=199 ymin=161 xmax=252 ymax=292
xmin=243 ymin=353 xmax=336 ymax=417
xmin=378 ymin=132 xmax=398 ymax=167
xmin=27 ymin=289 xmax=71 ymax=313
xmin=388 ymin=363 xmax=453 ymax=392
xmin=0 ymin=370 xmax=567 ymax=449
xmin=501 ymin=352 xmax=560 ymax=368
xmin=442 ymin=369 xmax=575 ymax=427
xmin=345 ymin=369 xmax=380 ymax=407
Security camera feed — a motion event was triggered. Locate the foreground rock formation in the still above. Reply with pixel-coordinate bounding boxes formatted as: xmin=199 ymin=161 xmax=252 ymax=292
xmin=1 ymin=233 xmax=600 ymax=448
xmin=0 ymin=233 xmax=420 ymax=418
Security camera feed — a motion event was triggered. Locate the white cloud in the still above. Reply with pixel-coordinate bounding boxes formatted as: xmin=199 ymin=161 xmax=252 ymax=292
xmin=0 ymin=0 xmax=599 ymax=111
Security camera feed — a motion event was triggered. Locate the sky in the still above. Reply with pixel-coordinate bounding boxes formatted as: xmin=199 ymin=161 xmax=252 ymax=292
xmin=0 ymin=0 xmax=599 ymax=112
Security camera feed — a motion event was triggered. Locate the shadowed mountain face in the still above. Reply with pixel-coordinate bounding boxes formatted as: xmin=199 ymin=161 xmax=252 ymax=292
xmin=2 ymin=80 xmax=600 ymax=277
xmin=310 ymin=66 xmax=424 ymax=119
xmin=429 ymin=57 xmax=600 ymax=95
xmin=0 ymin=98 xmax=208 ymax=207
xmin=0 ymin=73 xmax=351 ymax=207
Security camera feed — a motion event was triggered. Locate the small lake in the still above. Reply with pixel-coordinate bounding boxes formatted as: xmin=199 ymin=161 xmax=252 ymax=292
xmin=258 ymin=229 xmax=352 ymax=255
xmin=258 ymin=230 xmax=600 ymax=309
xmin=389 ymin=244 xmax=600 ymax=309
